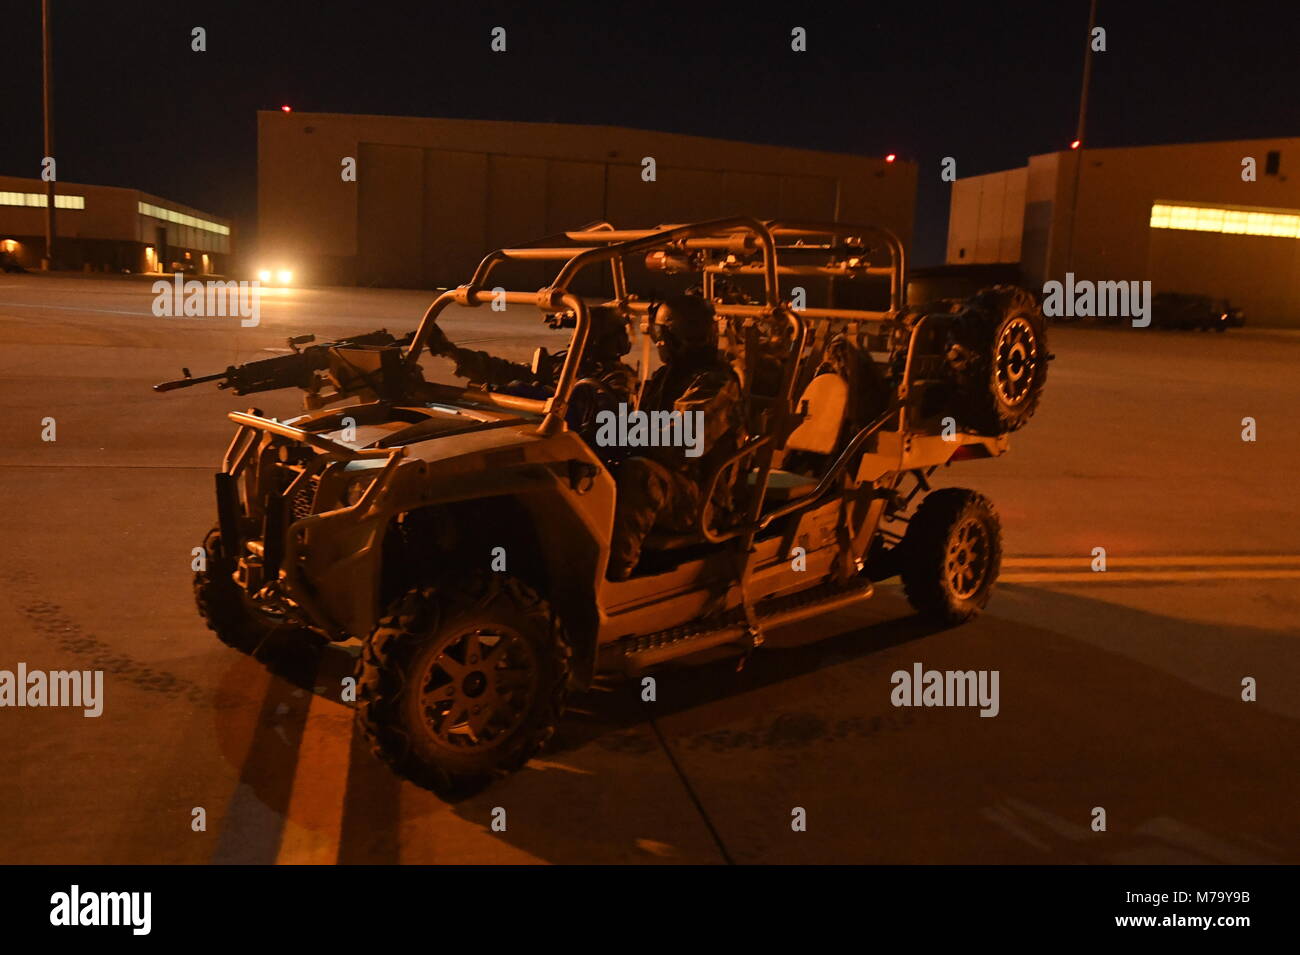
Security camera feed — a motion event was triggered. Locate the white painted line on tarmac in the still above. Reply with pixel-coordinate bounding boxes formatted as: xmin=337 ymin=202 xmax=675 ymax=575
xmin=0 ymin=300 xmax=153 ymax=317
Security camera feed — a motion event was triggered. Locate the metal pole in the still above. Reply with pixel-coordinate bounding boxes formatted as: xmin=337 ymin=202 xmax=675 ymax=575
xmin=41 ymin=0 xmax=56 ymax=270
xmin=1075 ymin=0 xmax=1097 ymax=147
xmin=1064 ymin=0 xmax=1098 ymax=276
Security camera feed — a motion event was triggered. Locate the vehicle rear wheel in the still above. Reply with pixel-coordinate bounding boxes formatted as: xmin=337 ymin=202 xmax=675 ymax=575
xmin=945 ymin=286 xmax=1049 ymax=434
xmin=194 ymin=526 xmax=299 ymax=654
xmin=356 ymin=574 xmax=570 ymax=790
xmin=900 ymin=489 xmax=1002 ymax=625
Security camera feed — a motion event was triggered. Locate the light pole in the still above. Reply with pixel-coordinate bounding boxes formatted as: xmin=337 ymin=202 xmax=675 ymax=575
xmin=42 ymin=0 xmax=56 ymax=270
xmin=1064 ymin=0 xmax=1098 ymax=277
xmin=1075 ymin=0 xmax=1098 ymax=148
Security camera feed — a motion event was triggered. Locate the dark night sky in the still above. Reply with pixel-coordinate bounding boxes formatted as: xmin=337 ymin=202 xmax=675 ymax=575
xmin=1 ymin=0 xmax=1296 ymax=266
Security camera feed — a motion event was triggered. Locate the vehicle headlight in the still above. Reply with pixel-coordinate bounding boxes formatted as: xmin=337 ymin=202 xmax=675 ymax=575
xmin=258 ymin=269 xmax=272 ymax=283
xmin=277 ymin=269 xmax=293 ymax=285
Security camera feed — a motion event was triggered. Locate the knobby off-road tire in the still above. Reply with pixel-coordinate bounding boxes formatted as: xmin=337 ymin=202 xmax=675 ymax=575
xmin=357 ymin=574 xmax=571 ymax=790
xmin=900 ymin=489 xmax=1003 ymax=626
xmin=194 ymin=526 xmax=293 ymax=654
xmin=946 ymin=285 xmax=1049 ymax=434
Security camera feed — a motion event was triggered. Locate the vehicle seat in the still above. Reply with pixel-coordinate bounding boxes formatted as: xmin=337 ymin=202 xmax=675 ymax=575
xmin=640 ymin=375 xmax=849 ymax=551
xmin=773 ymin=370 xmax=850 ymax=474
xmin=785 ymin=372 xmax=849 ymax=454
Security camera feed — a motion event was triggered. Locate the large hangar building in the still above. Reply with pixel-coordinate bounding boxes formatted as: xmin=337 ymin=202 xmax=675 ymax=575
xmin=945 ymin=136 xmax=1300 ymax=326
xmin=0 ymin=174 xmax=232 ymax=275
xmin=256 ymin=111 xmax=916 ymax=289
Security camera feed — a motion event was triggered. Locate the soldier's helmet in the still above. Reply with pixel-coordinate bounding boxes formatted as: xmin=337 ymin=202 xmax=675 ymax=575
xmin=588 ymin=306 xmax=632 ymax=361
xmin=650 ymin=294 xmax=717 ymax=356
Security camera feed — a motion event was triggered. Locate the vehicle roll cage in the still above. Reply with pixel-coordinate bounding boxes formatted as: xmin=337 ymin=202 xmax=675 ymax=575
xmin=404 ymin=217 xmax=911 ymax=548
xmin=405 ymin=217 xmax=906 ymax=430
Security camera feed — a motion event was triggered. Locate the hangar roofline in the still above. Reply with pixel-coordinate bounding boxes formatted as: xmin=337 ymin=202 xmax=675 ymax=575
xmin=255 ymin=110 xmax=911 ymax=168
xmin=954 ymin=134 xmax=1300 ymax=181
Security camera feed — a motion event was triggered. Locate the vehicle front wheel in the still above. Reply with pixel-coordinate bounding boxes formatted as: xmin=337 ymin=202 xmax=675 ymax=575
xmin=899 ymin=489 xmax=1002 ymax=626
xmin=356 ymin=574 xmax=570 ymax=790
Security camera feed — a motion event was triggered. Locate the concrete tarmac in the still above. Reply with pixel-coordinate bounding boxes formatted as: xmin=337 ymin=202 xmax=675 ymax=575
xmin=2 ymin=274 xmax=1296 ymax=864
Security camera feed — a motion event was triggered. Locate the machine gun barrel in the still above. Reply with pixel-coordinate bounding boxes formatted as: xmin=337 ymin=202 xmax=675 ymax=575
xmin=152 ymin=369 xmax=230 ymax=392
xmin=152 ymin=329 xmax=409 ymax=395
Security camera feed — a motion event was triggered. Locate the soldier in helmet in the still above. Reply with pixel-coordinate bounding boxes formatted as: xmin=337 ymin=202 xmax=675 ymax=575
xmin=607 ymin=294 xmax=745 ymax=580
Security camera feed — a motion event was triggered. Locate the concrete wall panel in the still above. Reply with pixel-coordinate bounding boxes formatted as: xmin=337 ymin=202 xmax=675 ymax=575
xmin=544 ymin=160 xmax=606 ymax=233
xmin=946 ymin=177 xmax=982 ymax=263
xmin=485 ymin=155 xmax=548 ymax=252
xmin=604 ymin=162 xmax=659 ymax=229
xmin=778 ymin=174 xmax=837 ymax=220
xmin=722 ymin=172 xmax=782 ymax=218
xmin=357 ymin=144 xmax=424 ymax=287
xmin=423 ymin=149 xmax=488 ymax=283
xmin=946 ymin=167 xmax=1026 ymax=266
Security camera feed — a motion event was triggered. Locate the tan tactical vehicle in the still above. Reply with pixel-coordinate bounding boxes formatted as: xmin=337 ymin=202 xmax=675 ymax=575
xmin=156 ymin=218 xmax=1049 ymax=789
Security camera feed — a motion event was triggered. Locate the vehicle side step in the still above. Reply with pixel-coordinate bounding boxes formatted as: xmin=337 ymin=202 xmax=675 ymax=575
xmin=614 ymin=577 xmax=875 ymax=671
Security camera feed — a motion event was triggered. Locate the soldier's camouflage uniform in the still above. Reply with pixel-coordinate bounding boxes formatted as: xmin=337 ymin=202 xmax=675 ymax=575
xmin=609 ymin=360 xmax=745 ymax=578
xmin=444 ymin=348 xmax=545 ymax=396
xmin=445 ymin=346 xmax=636 ymax=408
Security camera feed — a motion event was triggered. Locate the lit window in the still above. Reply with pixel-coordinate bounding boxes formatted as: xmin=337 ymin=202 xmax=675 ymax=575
xmin=137 ymin=202 xmax=230 ymax=236
xmin=1222 ymin=210 xmax=1249 ymax=234
xmin=0 ymin=191 xmax=85 ymax=209
xmin=1150 ymin=201 xmax=1300 ymax=239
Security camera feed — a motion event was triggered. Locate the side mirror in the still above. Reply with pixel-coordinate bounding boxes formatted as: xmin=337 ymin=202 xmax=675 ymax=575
xmin=531 ymin=347 xmax=550 ymax=378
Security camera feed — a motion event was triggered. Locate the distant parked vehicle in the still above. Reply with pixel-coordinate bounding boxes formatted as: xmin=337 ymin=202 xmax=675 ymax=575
xmin=1222 ymin=301 xmax=1246 ymax=328
xmin=1151 ymin=292 xmax=1244 ymax=332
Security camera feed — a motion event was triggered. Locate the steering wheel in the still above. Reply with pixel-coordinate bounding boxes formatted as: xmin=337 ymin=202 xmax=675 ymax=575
xmin=568 ymin=376 xmax=626 ymax=450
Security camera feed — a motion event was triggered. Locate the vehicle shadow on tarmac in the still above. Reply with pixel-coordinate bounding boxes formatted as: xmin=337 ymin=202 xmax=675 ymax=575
xmin=552 ymin=610 xmax=943 ymax=751
xmin=215 ymin=585 xmax=1300 ymax=864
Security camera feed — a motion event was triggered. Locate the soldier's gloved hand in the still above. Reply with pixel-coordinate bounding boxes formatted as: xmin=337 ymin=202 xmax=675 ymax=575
xmin=426 ymin=323 xmax=454 ymax=356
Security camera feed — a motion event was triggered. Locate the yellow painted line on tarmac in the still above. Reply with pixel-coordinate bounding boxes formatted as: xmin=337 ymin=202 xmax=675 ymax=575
xmin=1001 ymin=569 xmax=1300 ymax=584
xmin=1004 ymin=555 xmax=1300 ymax=568
xmin=275 ymin=690 xmax=354 ymax=865
xmin=1000 ymin=553 xmax=1300 ymax=583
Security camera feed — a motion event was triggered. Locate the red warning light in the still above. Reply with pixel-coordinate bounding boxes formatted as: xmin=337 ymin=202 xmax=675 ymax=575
xmin=1070 ymin=139 xmax=1081 ymax=150
xmin=281 ymin=105 xmax=292 ymax=113
xmin=885 ymin=153 xmax=896 ymax=163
